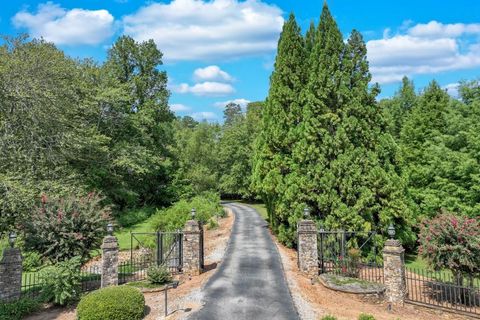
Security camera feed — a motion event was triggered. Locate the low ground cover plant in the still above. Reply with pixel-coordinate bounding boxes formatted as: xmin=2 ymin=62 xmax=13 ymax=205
xmin=77 ymin=286 xmax=145 ymax=320
xmin=0 ymin=297 xmax=42 ymax=320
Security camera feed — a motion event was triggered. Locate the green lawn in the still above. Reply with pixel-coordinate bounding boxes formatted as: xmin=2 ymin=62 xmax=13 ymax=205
xmin=115 ymin=217 xmax=157 ymax=250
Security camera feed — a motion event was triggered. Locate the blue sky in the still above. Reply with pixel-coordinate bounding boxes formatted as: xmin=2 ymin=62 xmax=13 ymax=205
xmin=2 ymin=0 xmax=480 ymax=121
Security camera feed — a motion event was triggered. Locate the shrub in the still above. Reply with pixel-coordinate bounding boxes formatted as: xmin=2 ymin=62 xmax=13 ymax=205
xmin=418 ymin=213 xmax=480 ymax=283
xmin=321 ymin=316 xmax=337 ymax=320
xmin=23 ymin=192 xmax=111 ymax=263
xmin=146 ymin=265 xmax=172 ymax=284
xmin=151 ymin=193 xmax=222 ymax=231
xmin=207 ymin=218 xmax=219 ymax=230
xmin=39 ymin=256 xmax=82 ymax=305
xmin=358 ymin=313 xmax=376 ymax=320
xmin=0 ymin=297 xmax=41 ymax=320
xmin=77 ymin=286 xmax=145 ymax=320
xmin=22 ymin=251 xmax=43 ymax=272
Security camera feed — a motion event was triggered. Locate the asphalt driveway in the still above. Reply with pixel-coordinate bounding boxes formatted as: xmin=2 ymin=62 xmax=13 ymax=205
xmin=188 ymin=202 xmax=299 ymax=320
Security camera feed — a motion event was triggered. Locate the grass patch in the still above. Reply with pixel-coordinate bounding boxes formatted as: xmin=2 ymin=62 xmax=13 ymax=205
xmin=125 ymin=281 xmax=166 ymax=289
xmin=329 ymin=275 xmax=373 ymax=288
xmin=115 ymin=217 xmax=157 ymax=250
xmin=116 ymin=207 xmax=157 ymax=228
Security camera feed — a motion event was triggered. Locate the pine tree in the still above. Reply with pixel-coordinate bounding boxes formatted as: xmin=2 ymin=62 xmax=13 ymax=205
xmin=305 ymin=21 xmax=316 ymax=55
xmin=252 ymin=13 xmax=307 ymax=232
xmin=290 ymin=5 xmax=414 ymax=246
xmin=383 ymin=76 xmax=417 ymax=138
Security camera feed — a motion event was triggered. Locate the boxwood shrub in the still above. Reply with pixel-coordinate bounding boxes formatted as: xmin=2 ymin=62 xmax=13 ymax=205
xmin=76 ymin=286 xmax=145 ymax=320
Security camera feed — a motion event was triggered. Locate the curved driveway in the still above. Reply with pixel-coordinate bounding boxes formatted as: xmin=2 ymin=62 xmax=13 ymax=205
xmin=188 ymin=202 xmax=299 ymax=320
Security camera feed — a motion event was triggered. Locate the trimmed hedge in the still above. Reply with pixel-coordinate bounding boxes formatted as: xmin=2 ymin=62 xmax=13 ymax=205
xmin=76 ymin=286 xmax=145 ymax=320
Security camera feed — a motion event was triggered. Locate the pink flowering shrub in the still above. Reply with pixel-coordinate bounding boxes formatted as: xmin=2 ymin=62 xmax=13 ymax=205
xmin=23 ymin=192 xmax=111 ymax=263
xmin=418 ymin=213 xmax=480 ymax=281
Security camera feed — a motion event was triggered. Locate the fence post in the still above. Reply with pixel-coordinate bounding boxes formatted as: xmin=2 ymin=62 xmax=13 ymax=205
xmin=382 ymin=233 xmax=406 ymax=305
xmin=182 ymin=215 xmax=202 ymax=276
xmin=297 ymin=219 xmax=318 ymax=277
xmin=101 ymin=232 xmax=119 ymax=288
xmin=0 ymin=247 xmax=22 ymax=301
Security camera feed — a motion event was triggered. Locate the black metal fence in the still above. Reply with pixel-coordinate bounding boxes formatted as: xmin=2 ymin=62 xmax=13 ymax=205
xmin=405 ymin=267 xmax=480 ymax=317
xmin=20 ymin=264 xmax=102 ymax=298
xmin=317 ymin=230 xmax=383 ymax=283
xmin=118 ymin=256 xmax=154 ymax=284
xmin=130 ymin=231 xmax=183 ymax=273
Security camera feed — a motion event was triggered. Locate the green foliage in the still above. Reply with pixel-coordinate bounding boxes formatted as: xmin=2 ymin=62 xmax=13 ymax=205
xmin=253 ymin=5 xmax=413 ymax=247
xmin=151 ymin=193 xmax=222 ymax=231
xmin=146 ymin=265 xmax=172 ymax=284
xmin=39 ymin=256 xmax=82 ymax=305
xmin=23 ymin=193 xmax=110 ymax=263
xmin=418 ymin=213 xmax=480 ymax=277
xmin=77 ymin=286 xmax=145 ymax=320
xmin=321 ymin=316 xmax=337 ymax=320
xmin=252 ymin=13 xmax=307 ymax=233
xmin=0 ymin=297 xmax=42 ymax=320
xmin=116 ymin=206 xmax=156 ymax=228
xmin=207 ymin=218 xmax=219 ymax=230
xmin=22 ymin=251 xmax=43 ymax=272
xmin=358 ymin=313 xmax=376 ymax=320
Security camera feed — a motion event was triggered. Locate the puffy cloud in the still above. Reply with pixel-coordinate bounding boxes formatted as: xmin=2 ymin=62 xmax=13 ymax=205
xmin=122 ymin=0 xmax=284 ymax=61
xmin=190 ymin=111 xmax=218 ymax=121
xmin=444 ymin=83 xmax=460 ymax=98
xmin=171 ymin=81 xmax=235 ymax=96
xmin=194 ymin=65 xmax=233 ymax=82
xmin=214 ymin=98 xmax=251 ymax=109
xmin=367 ymin=21 xmax=480 ymax=84
xmin=170 ymin=103 xmax=191 ymax=112
xmin=12 ymin=2 xmax=115 ymax=45
xmin=408 ymin=21 xmax=480 ymax=38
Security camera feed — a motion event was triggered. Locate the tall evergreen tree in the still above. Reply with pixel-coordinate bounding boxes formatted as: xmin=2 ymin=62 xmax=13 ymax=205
xmin=290 ymin=5 xmax=413 ymax=246
xmin=383 ymin=76 xmax=417 ymax=138
xmin=305 ymin=21 xmax=316 ymax=55
xmin=252 ymin=13 xmax=307 ymax=230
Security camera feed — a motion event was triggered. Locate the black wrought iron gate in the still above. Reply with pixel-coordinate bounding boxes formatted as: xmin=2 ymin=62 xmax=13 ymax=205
xmin=130 ymin=231 xmax=183 ymax=273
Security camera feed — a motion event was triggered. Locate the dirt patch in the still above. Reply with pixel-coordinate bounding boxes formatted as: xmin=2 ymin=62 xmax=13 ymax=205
xmin=274 ymin=237 xmax=472 ymax=320
xmin=24 ymin=210 xmax=235 ymax=320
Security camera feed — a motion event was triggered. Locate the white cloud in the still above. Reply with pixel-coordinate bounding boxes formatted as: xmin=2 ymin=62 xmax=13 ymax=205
xmin=190 ymin=111 xmax=218 ymax=121
xmin=367 ymin=21 xmax=480 ymax=84
xmin=171 ymin=81 xmax=235 ymax=96
xmin=194 ymin=65 xmax=233 ymax=82
xmin=408 ymin=21 xmax=480 ymax=38
xmin=444 ymin=83 xmax=460 ymax=98
xmin=170 ymin=103 xmax=191 ymax=112
xmin=122 ymin=0 xmax=284 ymax=61
xmin=214 ymin=98 xmax=251 ymax=109
xmin=12 ymin=2 xmax=115 ymax=45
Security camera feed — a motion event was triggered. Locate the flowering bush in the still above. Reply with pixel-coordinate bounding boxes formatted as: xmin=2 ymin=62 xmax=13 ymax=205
xmin=418 ymin=213 xmax=480 ymax=281
xmin=23 ymin=193 xmax=111 ymax=263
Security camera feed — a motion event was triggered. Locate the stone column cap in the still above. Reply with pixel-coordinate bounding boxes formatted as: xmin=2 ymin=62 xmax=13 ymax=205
xmin=184 ymin=219 xmax=201 ymax=233
xmin=298 ymin=219 xmax=316 ymax=233
xmin=383 ymin=239 xmax=405 ymax=254
xmin=101 ymin=235 xmax=119 ymax=249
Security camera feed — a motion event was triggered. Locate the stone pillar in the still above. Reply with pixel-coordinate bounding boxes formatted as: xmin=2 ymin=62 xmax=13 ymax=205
xmin=297 ymin=220 xmax=318 ymax=276
xmin=101 ymin=235 xmax=119 ymax=287
xmin=383 ymin=239 xmax=406 ymax=305
xmin=183 ymin=220 xmax=202 ymax=276
xmin=0 ymin=248 xmax=22 ymax=301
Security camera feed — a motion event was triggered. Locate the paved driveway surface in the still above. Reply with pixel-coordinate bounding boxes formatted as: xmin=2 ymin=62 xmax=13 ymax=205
xmin=188 ymin=202 xmax=299 ymax=320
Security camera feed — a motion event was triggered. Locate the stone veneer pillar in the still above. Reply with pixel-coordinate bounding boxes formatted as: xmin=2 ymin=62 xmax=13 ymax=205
xmin=383 ymin=239 xmax=406 ymax=305
xmin=0 ymin=248 xmax=22 ymax=301
xmin=101 ymin=235 xmax=119 ymax=287
xmin=183 ymin=220 xmax=202 ymax=276
xmin=297 ymin=220 xmax=318 ymax=276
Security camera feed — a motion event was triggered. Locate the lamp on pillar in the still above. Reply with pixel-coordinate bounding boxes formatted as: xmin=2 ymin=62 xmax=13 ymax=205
xmin=8 ymin=231 xmax=17 ymax=248
xmin=107 ymin=223 xmax=114 ymax=236
xmin=387 ymin=223 xmax=395 ymax=239
xmin=191 ymin=208 xmax=196 ymax=220
xmin=303 ymin=207 xmax=310 ymax=218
